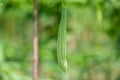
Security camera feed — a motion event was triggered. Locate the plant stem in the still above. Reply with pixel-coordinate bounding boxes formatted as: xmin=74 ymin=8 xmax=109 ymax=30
xmin=33 ymin=0 xmax=38 ymax=80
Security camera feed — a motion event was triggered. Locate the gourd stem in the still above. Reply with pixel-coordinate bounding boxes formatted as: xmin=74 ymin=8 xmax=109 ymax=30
xmin=61 ymin=0 xmax=65 ymax=8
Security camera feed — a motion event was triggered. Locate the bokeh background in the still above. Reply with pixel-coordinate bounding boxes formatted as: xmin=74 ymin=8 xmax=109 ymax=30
xmin=0 ymin=0 xmax=120 ymax=80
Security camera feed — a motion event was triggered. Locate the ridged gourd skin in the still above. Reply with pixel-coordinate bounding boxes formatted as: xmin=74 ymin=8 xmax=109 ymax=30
xmin=57 ymin=7 xmax=67 ymax=73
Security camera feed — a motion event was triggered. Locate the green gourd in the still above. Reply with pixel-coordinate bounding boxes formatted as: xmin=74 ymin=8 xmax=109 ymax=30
xmin=96 ymin=3 xmax=102 ymax=25
xmin=57 ymin=7 xmax=67 ymax=72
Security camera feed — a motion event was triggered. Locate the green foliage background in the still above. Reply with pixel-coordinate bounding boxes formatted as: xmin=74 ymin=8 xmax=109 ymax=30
xmin=0 ymin=0 xmax=120 ymax=80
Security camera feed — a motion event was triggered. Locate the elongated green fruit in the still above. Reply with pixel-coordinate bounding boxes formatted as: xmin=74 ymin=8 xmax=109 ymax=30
xmin=96 ymin=3 xmax=102 ymax=25
xmin=57 ymin=7 xmax=67 ymax=72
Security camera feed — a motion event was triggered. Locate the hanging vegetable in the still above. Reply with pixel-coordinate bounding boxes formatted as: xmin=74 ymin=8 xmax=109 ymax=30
xmin=96 ymin=3 xmax=103 ymax=25
xmin=57 ymin=2 xmax=68 ymax=72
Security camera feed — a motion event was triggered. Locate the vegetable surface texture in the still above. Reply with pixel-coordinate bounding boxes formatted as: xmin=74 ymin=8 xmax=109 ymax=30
xmin=57 ymin=7 xmax=67 ymax=72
